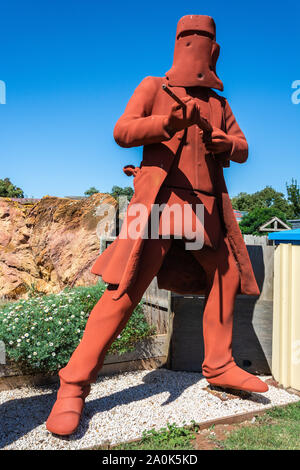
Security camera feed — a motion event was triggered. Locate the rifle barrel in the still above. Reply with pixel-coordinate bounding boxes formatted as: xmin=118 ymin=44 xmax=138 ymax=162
xmin=162 ymin=84 xmax=186 ymax=108
xmin=162 ymin=83 xmax=213 ymax=137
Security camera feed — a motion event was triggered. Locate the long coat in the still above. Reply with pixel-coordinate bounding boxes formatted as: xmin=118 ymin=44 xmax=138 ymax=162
xmin=91 ymin=76 xmax=259 ymax=300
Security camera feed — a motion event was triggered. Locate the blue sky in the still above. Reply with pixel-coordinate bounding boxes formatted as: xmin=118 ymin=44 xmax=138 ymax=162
xmin=1 ymin=0 xmax=299 ymax=199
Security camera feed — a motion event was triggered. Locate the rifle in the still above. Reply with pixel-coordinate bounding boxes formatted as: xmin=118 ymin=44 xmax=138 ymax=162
xmin=162 ymin=84 xmax=212 ymax=142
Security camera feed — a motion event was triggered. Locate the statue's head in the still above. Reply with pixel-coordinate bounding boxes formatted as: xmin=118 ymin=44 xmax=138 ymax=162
xmin=165 ymin=15 xmax=223 ymax=91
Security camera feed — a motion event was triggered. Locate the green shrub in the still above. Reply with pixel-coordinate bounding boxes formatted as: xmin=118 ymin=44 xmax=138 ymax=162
xmin=0 ymin=282 xmax=155 ymax=373
xmin=112 ymin=422 xmax=199 ymax=450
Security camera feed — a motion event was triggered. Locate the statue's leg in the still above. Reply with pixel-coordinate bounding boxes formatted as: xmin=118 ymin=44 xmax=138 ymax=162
xmin=191 ymin=236 xmax=268 ymax=393
xmin=46 ymin=238 xmax=172 ymax=436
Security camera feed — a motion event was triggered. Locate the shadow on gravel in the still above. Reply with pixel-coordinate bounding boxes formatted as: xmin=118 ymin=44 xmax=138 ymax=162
xmin=0 ymin=369 xmax=271 ymax=447
xmin=0 ymin=385 xmax=57 ymax=449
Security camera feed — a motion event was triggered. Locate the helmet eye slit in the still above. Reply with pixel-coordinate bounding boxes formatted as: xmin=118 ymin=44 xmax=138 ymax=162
xmin=177 ymin=30 xmax=215 ymax=40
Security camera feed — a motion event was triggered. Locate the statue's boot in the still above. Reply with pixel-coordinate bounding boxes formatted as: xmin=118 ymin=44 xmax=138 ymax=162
xmin=192 ymin=237 xmax=269 ymax=393
xmin=205 ymin=365 xmax=269 ymax=392
xmin=46 ymin=380 xmax=91 ymax=435
xmin=46 ymin=238 xmax=172 ymax=436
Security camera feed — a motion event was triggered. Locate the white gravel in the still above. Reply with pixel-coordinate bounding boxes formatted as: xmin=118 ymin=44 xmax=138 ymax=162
xmin=0 ymin=369 xmax=299 ymax=450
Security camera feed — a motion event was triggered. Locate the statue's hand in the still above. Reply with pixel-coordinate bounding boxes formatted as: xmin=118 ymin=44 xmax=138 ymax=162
xmin=204 ymin=127 xmax=233 ymax=154
xmin=165 ymin=96 xmax=200 ymax=133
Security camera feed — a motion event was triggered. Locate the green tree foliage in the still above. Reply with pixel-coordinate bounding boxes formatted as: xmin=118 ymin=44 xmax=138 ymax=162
xmin=84 ymin=186 xmax=100 ymax=196
xmin=111 ymin=185 xmax=134 ymax=201
xmin=231 ymin=186 xmax=294 ymax=218
xmin=0 ymin=177 xmax=24 ymax=198
xmin=286 ymin=179 xmax=300 ymax=218
xmin=239 ymin=207 xmax=291 ymax=236
xmin=84 ymin=185 xmax=134 ymax=201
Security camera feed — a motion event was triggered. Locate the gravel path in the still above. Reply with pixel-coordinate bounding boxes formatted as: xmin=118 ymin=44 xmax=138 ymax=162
xmin=0 ymin=369 xmax=299 ymax=450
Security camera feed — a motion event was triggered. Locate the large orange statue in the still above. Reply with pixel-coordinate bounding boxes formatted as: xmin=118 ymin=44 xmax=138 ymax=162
xmin=46 ymin=15 xmax=268 ymax=436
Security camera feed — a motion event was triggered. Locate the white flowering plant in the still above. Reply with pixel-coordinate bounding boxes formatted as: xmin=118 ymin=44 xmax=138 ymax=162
xmin=0 ymin=282 xmax=155 ymax=373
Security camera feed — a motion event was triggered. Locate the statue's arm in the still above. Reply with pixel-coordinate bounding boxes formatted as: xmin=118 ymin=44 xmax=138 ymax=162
xmin=113 ymin=76 xmax=174 ymax=148
xmin=224 ymin=99 xmax=249 ymax=164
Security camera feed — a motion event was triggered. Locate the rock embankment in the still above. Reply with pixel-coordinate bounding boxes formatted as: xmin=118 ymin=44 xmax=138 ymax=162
xmin=0 ymin=194 xmax=117 ymax=299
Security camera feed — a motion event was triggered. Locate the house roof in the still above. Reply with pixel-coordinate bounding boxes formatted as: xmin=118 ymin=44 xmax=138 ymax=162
xmin=259 ymin=216 xmax=291 ymax=232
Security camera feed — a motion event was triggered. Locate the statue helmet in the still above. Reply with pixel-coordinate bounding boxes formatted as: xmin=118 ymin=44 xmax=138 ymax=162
xmin=165 ymin=15 xmax=223 ymax=91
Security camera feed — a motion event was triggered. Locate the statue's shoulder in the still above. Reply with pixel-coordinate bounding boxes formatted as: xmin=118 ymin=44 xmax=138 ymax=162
xmin=208 ymin=88 xmax=227 ymax=108
xmin=133 ymin=77 xmax=165 ymax=101
xmin=138 ymin=76 xmax=165 ymax=88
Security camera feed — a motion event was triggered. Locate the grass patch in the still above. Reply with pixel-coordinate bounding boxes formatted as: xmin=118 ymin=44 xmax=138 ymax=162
xmin=214 ymin=402 xmax=300 ymax=450
xmin=106 ymin=422 xmax=199 ymax=450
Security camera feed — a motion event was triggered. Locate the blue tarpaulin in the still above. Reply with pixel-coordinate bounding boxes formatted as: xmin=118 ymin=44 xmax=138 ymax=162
xmin=268 ymin=228 xmax=300 ymax=245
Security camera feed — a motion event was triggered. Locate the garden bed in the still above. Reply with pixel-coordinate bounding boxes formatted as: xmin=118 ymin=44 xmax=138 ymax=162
xmin=0 ymin=283 xmax=169 ymax=390
xmin=0 ymin=334 xmax=169 ymax=391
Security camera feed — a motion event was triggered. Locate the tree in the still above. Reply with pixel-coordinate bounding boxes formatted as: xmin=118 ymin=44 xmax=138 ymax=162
xmin=231 ymin=186 xmax=294 ymax=218
xmin=239 ymin=207 xmax=291 ymax=236
xmin=0 ymin=178 xmax=24 ymax=198
xmin=84 ymin=186 xmax=100 ymax=197
xmin=286 ymin=179 xmax=300 ymax=218
xmin=110 ymin=185 xmax=134 ymax=202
